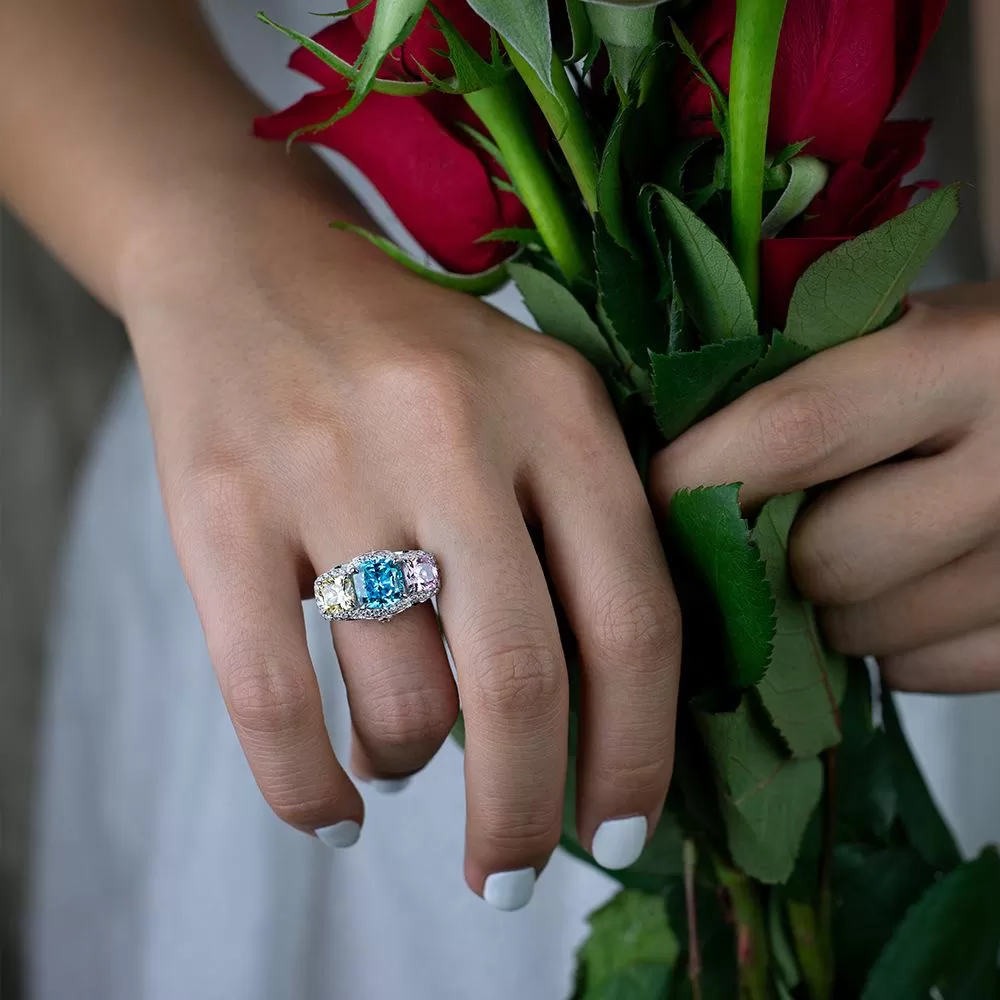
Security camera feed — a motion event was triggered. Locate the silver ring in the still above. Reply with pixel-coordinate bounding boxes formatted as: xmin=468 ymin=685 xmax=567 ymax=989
xmin=314 ymin=549 xmax=440 ymax=622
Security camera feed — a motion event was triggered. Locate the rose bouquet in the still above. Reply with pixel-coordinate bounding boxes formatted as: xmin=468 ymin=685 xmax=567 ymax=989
xmin=254 ymin=1 xmax=1000 ymax=996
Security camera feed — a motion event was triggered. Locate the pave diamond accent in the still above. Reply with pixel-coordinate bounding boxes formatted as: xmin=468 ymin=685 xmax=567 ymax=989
xmin=314 ymin=549 xmax=440 ymax=623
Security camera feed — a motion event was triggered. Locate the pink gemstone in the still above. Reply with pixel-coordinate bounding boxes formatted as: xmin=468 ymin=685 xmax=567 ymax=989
xmin=404 ymin=556 xmax=438 ymax=594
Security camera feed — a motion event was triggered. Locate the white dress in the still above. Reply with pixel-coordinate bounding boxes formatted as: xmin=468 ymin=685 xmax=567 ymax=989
xmin=28 ymin=2 xmax=1000 ymax=998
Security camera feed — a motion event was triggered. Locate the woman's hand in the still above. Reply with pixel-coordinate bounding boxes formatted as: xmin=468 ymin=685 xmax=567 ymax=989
xmin=652 ymin=286 xmax=1000 ymax=694
xmin=125 ymin=216 xmax=680 ymax=910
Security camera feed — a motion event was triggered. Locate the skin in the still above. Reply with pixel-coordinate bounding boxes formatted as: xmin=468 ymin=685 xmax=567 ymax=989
xmin=654 ymin=289 xmax=1000 ymax=695
xmin=0 ymin=0 xmax=680 ymax=897
xmin=1 ymin=0 xmax=997 ymax=908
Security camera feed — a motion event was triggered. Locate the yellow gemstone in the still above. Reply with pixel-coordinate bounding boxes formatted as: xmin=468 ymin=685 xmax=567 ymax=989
xmin=319 ymin=575 xmax=355 ymax=614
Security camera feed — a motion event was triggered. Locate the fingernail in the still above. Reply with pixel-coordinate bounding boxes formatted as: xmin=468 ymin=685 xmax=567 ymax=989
xmin=592 ymin=816 xmax=647 ymax=870
xmin=372 ymin=777 xmax=410 ymax=794
xmin=483 ymin=868 xmax=535 ymax=911
xmin=315 ymin=820 xmax=361 ymax=848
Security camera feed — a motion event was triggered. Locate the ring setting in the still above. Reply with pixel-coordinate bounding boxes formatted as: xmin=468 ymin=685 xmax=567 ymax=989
xmin=314 ymin=549 xmax=440 ymax=622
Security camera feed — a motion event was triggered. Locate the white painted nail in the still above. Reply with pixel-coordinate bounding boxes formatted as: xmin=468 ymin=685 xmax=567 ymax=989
xmin=315 ymin=820 xmax=361 ymax=848
xmin=592 ymin=816 xmax=648 ymax=870
xmin=372 ymin=777 xmax=410 ymax=794
xmin=483 ymin=868 xmax=535 ymax=911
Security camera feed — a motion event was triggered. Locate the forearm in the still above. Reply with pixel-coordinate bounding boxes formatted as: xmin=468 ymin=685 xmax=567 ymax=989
xmin=0 ymin=0 xmax=366 ymax=313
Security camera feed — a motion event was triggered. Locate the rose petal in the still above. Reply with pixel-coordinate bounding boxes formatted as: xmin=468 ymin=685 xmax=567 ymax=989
xmin=771 ymin=0 xmax=897 ymax=161
xmin=865 ymin=182 xmax=934 ymax=231
xmin=254 ymin=90 xmax=526 ymax=273
xmin=288 ymin=20 xmax=365 ymax=91
xmin=894 ymin=0 xmax=950 ymax=104
xmin=674 ymin=0 xmax=936 ymax=163
xmin=799 ymin=120 xmax=929 ymax=237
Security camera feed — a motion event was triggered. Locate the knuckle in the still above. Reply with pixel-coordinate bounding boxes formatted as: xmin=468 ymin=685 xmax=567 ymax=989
xmin=752 ymin=384 xmax=850 ymax=482
xmin=372 ymin=351 xmax=480 ymax=446
xmin=361 ymin=682 xmax=458 ymax=754
xmin=221 ymin=643 xmax=314 ymax=738
xmin=791 ymin=543 xmax=858 ymax=605
xmin=537 ymin=336 xmax=604 ymax=390
xmin=466 ymin=617 xmax=566 ymax=719
xmin=529 ymin=338 xmax=612 ymax=419
xmin=590 ymin=578 xmax=680 ymax=669
xmin=790 ymin=514 xmax=868 ymax=605
xmin=595 ymin=749 xmax=671 ymax=800
xmin=478 ymin=808 xmax=561 ymax=858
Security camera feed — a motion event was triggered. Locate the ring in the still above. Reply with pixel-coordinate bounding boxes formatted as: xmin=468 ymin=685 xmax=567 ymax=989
xmin=314 ymin=549 xmax=440 ymax=622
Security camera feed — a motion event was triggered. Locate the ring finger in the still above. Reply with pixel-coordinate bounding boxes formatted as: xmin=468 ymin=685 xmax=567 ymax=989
xmin=305 ymin=521 xmax=459 ymax=787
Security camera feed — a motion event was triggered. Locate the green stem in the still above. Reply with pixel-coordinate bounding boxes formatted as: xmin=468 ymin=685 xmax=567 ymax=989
xmin=464 ymin=81 xmax=589 ymax=284
xmin=684 ymin=841 xmax=704 ymax=1000
xmin=606 ymin=329 xmax=652 ymax=403
xmin=787 ymin=901 xmax=832 ymax=1000
xmin=715 ymin=862 xmax=772 ymax=1000
xmin=818 ymin=750 xmax=838 ymax=990
xmin=505 ymin=48 xmax=599 ymax=216
xmin=728 ymin=0 xmax=788 ymax=311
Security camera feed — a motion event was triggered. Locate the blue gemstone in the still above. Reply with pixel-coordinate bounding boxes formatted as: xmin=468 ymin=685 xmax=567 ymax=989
xmin=353 ymin=558 xmax=405 ymax=610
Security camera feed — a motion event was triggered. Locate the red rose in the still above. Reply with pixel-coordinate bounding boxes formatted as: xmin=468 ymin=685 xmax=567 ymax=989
xmin=761 ymin=121 xmax=932 ymax=328
xmin=676 ymin=0 xmax=948 ymax=163
xmin=254 ymin=8 xmax=526 ymax=274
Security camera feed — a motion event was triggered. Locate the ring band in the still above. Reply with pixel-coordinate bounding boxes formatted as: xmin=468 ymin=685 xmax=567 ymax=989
xmin=314 ymin=549 xmax=440 ymax=622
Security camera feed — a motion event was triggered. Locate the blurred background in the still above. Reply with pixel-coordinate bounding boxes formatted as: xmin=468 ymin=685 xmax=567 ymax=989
xmin=0 ymin=0 xmax=989 ymax=997
xmin=0 ymin=7 xmax=302 ymax=992
xmin=1 ymin=209 xmax=130 ymax=997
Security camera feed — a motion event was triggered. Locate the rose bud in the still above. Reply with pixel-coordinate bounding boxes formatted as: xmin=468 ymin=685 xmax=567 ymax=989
xmin=254 ymin=7 xmax=526 ymax=274
xmin=761 ymin=121 xmax=934 ymax=328
xmin=674 ymin=0 xmax=948 ymax=163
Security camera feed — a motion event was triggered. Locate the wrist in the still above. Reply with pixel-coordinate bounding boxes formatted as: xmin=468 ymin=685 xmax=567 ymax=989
xmin=115 ymin=160 xmax=435 ymax=397
xmin=116 ymin=149 xmax=368 ymax=308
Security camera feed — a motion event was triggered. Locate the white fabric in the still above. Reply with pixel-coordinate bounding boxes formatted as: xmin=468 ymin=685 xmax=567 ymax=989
xmin=29 ymin=371 xmax=616 ymax=1000
xmin=28 ymin=1 xmax=1000 ymax=997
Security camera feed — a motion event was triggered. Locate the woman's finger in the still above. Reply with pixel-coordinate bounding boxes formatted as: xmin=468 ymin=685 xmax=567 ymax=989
xmin=881 ymin=624 xmax=1000 ymax=693
xmin=821 ymin=537 xmax=1000 ymax=657
xmin=424 ymin=477 xmax=568 ymax=912
xmin=652 ymin=305 xmax=982 ymax=510
xmin=790 ymin=438 xmax=1000 ymax=606
xmin=300 ymin=499 xmax=459 ymax=788
xmin=530 ymin=430 xmax=680 ymax=871
xmin=333 ymin=599 xmax=458 ymax=785
xmin=179 ymin=508 xmax=364 ymax=847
